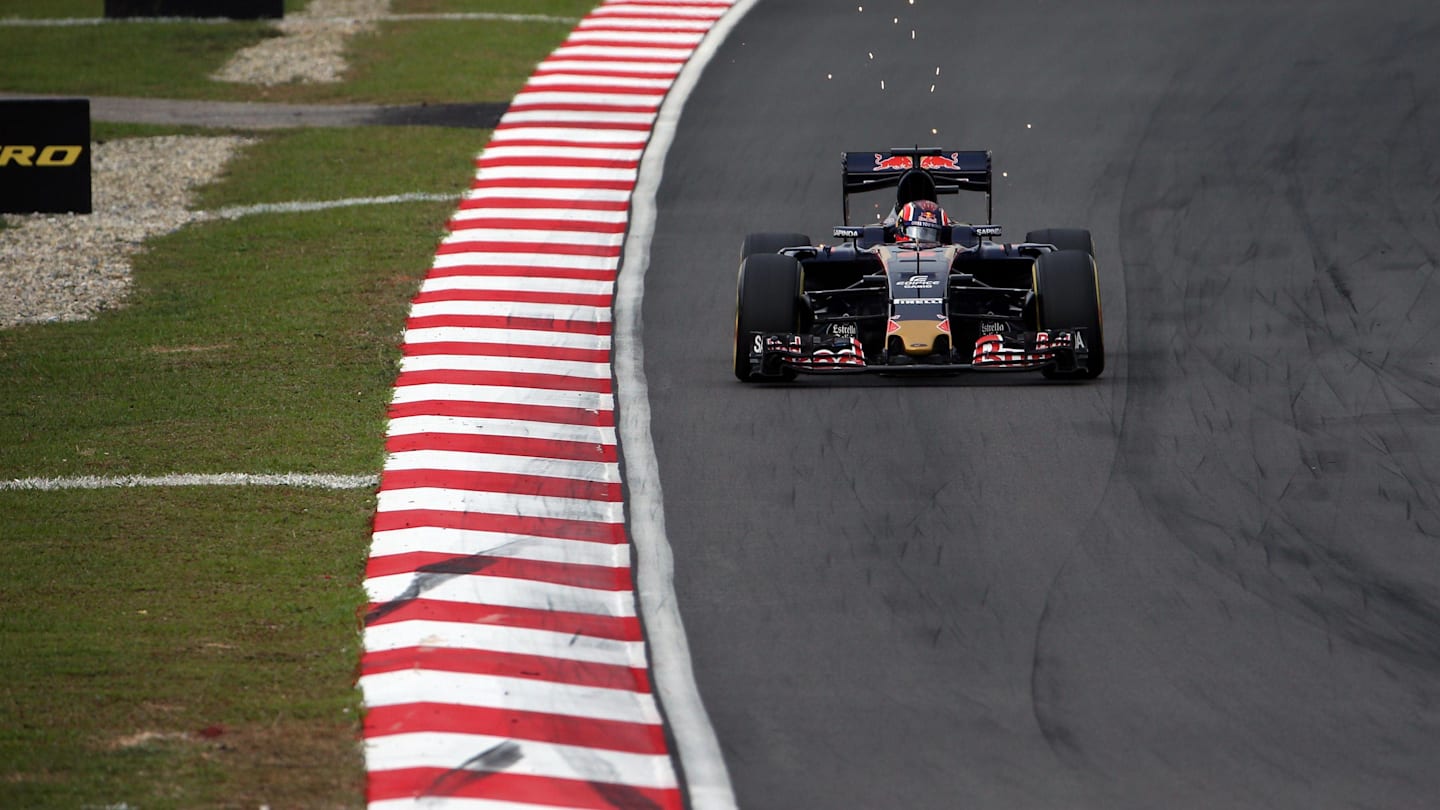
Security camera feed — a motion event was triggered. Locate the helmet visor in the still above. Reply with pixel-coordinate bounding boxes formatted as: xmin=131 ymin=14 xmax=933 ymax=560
xmin=904 ymin=223 xmax=941 ymax=243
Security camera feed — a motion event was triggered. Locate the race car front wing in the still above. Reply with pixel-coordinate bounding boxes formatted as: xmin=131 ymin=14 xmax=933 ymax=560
xmin=744 ymin=329 xmax=1094 ymax=377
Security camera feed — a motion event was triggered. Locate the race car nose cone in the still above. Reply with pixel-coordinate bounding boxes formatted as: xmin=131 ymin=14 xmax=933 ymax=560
xmin=891 ymin=319 xmax=945 ymax=357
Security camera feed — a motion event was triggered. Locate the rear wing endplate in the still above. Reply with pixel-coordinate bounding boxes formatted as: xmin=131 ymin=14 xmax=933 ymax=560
xmin=841 ymin=147 xmax=992 ymax=224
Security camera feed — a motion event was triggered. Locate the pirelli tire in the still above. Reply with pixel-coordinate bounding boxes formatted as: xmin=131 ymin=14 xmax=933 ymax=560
xmin=740 ymin=231 xmax=811 ymax=260
xmin=734 ymin=253 xmax=803 ymax=382
xmin=1034 ymin=249 xmax=1105 ymax=380
xmin=1025 ymin=227 xmax=1095 ymax=257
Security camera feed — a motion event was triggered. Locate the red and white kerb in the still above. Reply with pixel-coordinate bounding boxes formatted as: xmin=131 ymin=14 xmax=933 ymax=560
xmin=361 ymin=3 xmax=739 ymax=808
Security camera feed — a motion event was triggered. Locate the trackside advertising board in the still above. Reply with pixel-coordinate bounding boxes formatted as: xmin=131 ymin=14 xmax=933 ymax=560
xmin=0 ymin=99 xmax=91 ymax=215
xmin=104 ymin=0 xmax=282 ymax=18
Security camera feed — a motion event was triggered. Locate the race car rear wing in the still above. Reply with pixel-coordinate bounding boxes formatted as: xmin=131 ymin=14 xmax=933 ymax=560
xmin=841 ymin=147 xmax=992 ymax=225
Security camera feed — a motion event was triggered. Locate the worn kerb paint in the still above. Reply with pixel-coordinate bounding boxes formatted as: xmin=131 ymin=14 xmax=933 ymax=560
xmin=360 ymin=2 xmax=747 ymax=808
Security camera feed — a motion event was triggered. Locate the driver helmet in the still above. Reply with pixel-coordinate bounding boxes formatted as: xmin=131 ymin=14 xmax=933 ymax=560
xmin=896 ymin=200 xmax=950 ymax=244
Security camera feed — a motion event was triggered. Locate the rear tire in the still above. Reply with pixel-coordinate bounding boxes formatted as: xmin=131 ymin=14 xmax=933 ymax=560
xmin=1034 ymin=249 xmax=1105 ymax=380
xmin=740 ymin=231 xmax=811 ymax=261
xmin=734 ymin=253 xmax=803 ymax=382
xmin=1025 ymin=228 xmax=1094 ymax=257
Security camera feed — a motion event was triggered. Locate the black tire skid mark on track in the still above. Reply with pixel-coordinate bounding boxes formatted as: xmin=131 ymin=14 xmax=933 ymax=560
xmin=1108 ymin=27 xmax=1440 ymax=676
xmin=1022 ymin=53 xmax=1202 ymax=775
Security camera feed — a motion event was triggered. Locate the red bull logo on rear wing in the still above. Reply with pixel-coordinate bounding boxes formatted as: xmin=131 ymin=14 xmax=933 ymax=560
xmin=872 ymin=153 xmax=916 ymax=171
xmin=840 ymin=147 xmax=993 ymax=225
xmin=844 ymin=148 xmax=989 ymax=180
xmin=869 ymin=152 xmax=970 ymax=172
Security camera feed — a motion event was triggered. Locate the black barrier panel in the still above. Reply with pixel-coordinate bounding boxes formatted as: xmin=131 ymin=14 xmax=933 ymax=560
xmin=0 ymin=99 xmax=91 ymax=215
xmin=104 ymin=0 xmax=283 ymax=19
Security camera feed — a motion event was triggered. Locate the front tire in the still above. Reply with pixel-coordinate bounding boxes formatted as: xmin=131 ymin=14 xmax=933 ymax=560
xmin=734 ymin=253 xmax=803 ymax=382
xmin=1034 ymin=249 xmax=1105 ymax=380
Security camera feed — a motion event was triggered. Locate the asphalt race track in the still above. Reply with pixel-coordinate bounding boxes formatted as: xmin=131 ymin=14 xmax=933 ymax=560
xmin=640 ymin=1 xmax=1440 ymax=808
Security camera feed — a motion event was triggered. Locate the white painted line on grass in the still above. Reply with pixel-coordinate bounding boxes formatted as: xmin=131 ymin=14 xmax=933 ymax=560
xmin=209 ymin=192 xmax=455 ymax=220
xmin=0 ymin=473 xmax=377 ymax=491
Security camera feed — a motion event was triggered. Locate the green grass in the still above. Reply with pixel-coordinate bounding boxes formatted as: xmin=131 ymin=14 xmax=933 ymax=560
xmin=0 ymin=486 xmax=371 ymax=809
xmin=0 ymin=22 xmax=279 ymax=98
xmin=0 ymin=0 xmax=590 ymax=104
xmin=340 ymin=17 xmax=579 ymax=104
xmin=0 ymin=130 xmax=475 ymax=480
xmin=195 ymin=126 xmax=482 ymax=206
xmin=0 ymin=128 xmax=483 ymax=808
xmin=0 ymin=0 xmax=102 ymax=16
xmin=0 ymin=0 xmax=310 ymax=16
xmin=0 ymin=127 xmax=471 ymax=804
xmin=0 ymin=0 xmax=600 ymax=802
xmin=0 ymin=0 xmax=592 ymax=18
xmin=0 ymin=202 xmax=450 ymax=478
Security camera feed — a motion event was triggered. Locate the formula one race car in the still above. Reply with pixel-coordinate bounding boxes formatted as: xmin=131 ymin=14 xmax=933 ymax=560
xmin=733 ymin=147 xmax=1104 ymax=382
